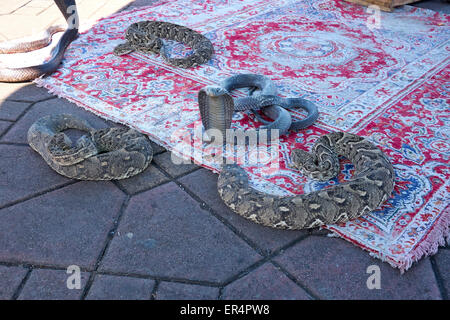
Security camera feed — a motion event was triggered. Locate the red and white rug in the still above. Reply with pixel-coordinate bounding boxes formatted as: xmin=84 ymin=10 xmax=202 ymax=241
xmin=35 ymin=0 xmax=449 ymax=272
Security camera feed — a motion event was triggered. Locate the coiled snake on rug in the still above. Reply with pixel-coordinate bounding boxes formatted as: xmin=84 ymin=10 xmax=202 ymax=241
xmin=27 ymin=114 xmax=153 ymax=180
xmin=219 ymin=74 xmax=319 ymax=132
xmin=217 ymin=132 xmax=395 ymax=229
xmin=198 ymin=74 xmax=319 ymax=143
xmin=0 ymin=0 xmax=79 ymax=82
xmin=113 ymin=20 xmax=214 ymax=68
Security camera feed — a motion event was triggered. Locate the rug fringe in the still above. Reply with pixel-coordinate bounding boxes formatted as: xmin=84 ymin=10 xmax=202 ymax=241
xmin=326 ymin=207 xmax=449 ymax=273
xmin=398 ymin=206 xmax=450 ymax=273
xmin=326 ymin=227 xmax=403 ymax=271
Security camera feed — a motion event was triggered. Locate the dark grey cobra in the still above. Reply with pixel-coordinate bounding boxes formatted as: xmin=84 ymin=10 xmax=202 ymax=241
xmin=199 ymin=74 xmax=292 ymax=144
xmin=198 ymin=74 xmax=319 ymax=144
xmin=0 ymin=0 xmax=79 ymax=82
xmin=222 ymin=74 xmax=319 ymax=131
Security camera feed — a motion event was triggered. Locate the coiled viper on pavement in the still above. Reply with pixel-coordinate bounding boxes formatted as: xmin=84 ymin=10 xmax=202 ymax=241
xmin=27 ymin=114 xmax=153 ymax=180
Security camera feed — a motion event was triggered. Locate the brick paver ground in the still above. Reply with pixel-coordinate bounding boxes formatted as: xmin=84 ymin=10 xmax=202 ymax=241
xmin=0 ymin=0 xmax=448 ymax=300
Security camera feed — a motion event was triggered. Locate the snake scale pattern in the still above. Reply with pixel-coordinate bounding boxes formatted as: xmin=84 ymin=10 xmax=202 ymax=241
xmin=218 ymin=132 xmax=395 ymax=229
xmin=114 ymin=20 xmax=214 ymax=68
xmin=28 ymin=114 xmax=153 ymax=180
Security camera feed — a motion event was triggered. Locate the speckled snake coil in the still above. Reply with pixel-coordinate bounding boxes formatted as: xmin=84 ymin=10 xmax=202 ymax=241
xmin=27 ymin=114 xmax=153 ymax=180
xmin=217 ymin=132 xmax=395 ymax=229
xmin=114 ymin=20 xmax=214 ymax=68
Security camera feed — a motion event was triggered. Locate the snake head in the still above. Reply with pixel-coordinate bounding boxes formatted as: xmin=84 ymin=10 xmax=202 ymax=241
xmin=124 ymin=22 xmax=162 ymax=54
xmin=201 ymin=85 xmax=229 ymax=97
xmin=291 ymin=148 xmax=335 ymax=181
xmin=291 ymin=149 xmax=312 ymax=171
xmin=48 ymin=132 xmax=72 ymax=152
xmin=113 ymin=42 xmax=134 ymax=56
xmin=47 ymin=133 xmax=98 ymax=166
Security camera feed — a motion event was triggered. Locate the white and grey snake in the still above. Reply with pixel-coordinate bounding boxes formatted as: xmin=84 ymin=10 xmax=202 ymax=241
xmin=0 ymin=0 xmax=79 ymax=83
